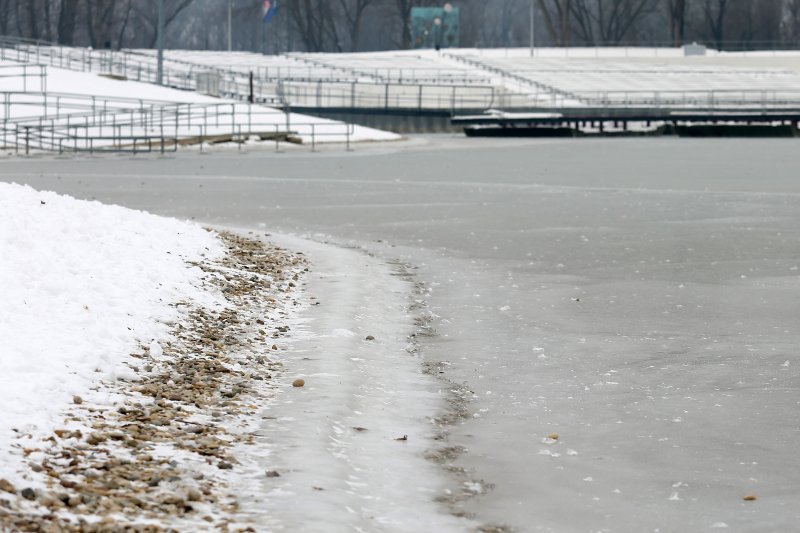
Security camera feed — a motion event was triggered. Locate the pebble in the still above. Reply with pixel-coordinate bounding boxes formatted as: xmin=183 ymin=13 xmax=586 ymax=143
xmin=0 ymin=479 xmax=15 ymax=495
xmin=365 ymin=335 xmax=375 ymax=341
xmin=292 ymin=379 xmax=305 ymax=388
xmin=20 ymin=488 xmax=36 ymax=501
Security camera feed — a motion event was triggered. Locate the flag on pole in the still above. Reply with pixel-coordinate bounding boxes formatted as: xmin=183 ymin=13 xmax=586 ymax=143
xmin=263 ymin=0 xmax=277 ymax=24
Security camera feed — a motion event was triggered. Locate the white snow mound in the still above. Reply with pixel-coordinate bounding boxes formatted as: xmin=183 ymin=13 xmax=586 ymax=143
xmin=0 ymin=182 xmax=225 ymax=484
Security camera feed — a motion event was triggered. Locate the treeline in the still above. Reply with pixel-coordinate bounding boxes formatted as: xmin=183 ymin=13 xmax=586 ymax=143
xmin=0 ymin=0 xmax=798 ymax=53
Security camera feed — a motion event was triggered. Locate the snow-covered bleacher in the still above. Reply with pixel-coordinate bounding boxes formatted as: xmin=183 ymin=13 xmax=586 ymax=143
xmin=299 ymin=50 xmax=492 ymax=85
xmin=130 ymin=49 xmax=349 ymax=82
xmin=448 ymin=48 xmax=800 ymax=107
xmin=3 ymin=32 xmax=800 ymax=123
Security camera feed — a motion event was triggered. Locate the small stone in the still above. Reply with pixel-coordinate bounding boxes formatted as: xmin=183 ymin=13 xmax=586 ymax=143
xmin=743 ymin=493 xmax=757 ymax=501
xmin=218 ymin=462 xmax=233 ymax=470
xmin=265 ymin=470 xmax=281 ymax=478
xmin=292 ymin=379 xmax=305 ymax=388
xmin=187 ymin=489 xmax=202 ymax=502
xmin=395 ymin=435 xmax=408 ymax=441
xmin=21 ymin=488 xmax=37 ymax=501
xmin=0 ymin=479 xmax=16 ymax=495
xmin=547 ymin=433 xmax=559 ymax=440
xmin=86 ymin=432 xmax=107 ymax=445
xmin=161 ymin=494 xmax=184 ymax=506
xmin=365 ymin=335 xmax=375 ymax=341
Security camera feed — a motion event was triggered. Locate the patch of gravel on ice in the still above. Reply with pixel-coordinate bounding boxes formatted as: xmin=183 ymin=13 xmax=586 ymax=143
xmin=0 ymin=231 xmax=306 ymax=532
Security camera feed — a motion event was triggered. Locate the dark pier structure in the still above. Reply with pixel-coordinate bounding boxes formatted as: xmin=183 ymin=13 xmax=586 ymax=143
xmin=453 ymin=108 xmax=800 ymax=138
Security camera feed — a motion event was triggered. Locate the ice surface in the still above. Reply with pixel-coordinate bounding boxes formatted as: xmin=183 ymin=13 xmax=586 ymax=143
xmin=225 ymin=231 xmax=471 ymax=531
xmin=3 ymin=137 xmax=800 ymax=531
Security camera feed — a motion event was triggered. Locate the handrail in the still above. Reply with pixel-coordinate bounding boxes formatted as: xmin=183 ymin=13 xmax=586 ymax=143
xmin=0 ymin=98 xmax=357 ymax=154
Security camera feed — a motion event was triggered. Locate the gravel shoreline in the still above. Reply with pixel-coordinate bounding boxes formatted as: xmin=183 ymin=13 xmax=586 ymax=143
xmin=0 ymin=231 xmax=306 ymax=532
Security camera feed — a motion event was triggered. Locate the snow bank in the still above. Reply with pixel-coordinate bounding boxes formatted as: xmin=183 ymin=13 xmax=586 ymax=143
xmin=0 ymin=182 xmax=225 ymax=485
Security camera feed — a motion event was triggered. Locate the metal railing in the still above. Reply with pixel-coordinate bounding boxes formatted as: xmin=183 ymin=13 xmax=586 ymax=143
xmin=0 ymin=63 xmax=47 ymax=92
xmin=0 ymin=92 xmax=356 ymax=154
xmin=278 ymin=80 xmax=497 ymax=110
xmin=0 ymin=35 xmax=282 ymax=104
xmin=443 ymin=52 xmax=577 ymax=102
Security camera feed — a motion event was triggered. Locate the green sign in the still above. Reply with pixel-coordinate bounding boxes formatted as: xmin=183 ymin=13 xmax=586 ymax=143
xmin=411 ymin=6 xmax=459 ymax=49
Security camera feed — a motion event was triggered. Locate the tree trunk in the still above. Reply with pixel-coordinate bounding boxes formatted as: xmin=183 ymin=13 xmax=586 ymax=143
xmin=57 ymin=0 xmax=79 ymax=45
xmin=668 ymin=0 xmax=687 ymax=46
xmin=27 ymin=0 xmax=40 ymax=39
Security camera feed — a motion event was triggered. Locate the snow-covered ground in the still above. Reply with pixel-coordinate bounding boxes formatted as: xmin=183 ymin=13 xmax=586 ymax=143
xmin=0 ymin=182 xmax=225 ymax=489
xmin=0 ymin=59 xmax=400 ymax=148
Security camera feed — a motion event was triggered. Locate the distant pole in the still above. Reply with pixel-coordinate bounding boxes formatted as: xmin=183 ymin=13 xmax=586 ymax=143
xmin=157 ymin=0 xmax=164 ymax=85
xmin=227 ymin=0 xmax=232 ymax=51
xmin=286 ymin=0 xmax=293 ymax=52
xmin=529 ymin=0 xmax=535 ymax=57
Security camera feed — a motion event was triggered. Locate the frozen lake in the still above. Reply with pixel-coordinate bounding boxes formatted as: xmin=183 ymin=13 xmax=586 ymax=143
xmin=3 ymin=136 xmax=800 ymax=531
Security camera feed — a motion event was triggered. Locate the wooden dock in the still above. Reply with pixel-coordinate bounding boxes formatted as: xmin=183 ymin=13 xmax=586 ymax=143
xmin=453 ymin=108 xmax=800 ymax=138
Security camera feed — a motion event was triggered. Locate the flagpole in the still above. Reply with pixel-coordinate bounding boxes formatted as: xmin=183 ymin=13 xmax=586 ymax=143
xmin=530 ymin=0 xmax=535 ymax=57
xmin=227 ymin=0 xmax=232 ymax=52
xmin=157 ymin=0 xmax=164 ymax=85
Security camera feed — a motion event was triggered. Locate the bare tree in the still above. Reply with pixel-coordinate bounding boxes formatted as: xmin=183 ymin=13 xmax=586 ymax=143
xmin=394 ymin=0 xmax=416 ymax=49
xmin=782 ymin=0 xmax=800 ymax=44
xmin=337 ymin=0 xmax=380 ymax=51
xmin=538 ymin=0 xmax=572 ymax=45
xmin=289 ymin=0 xmax=344 ymax=52
xmin=57 ymin=0 xmax=80 ymax=44
xmin=702 ymin=0 xmax=734 ymax=48
xmin=131 ymin=0 xmax=196 ymax=48
xmin=667 ymin=0 xmax=689 ymax=45
xmin=595 ymin=0 xmax=656 ymax=43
